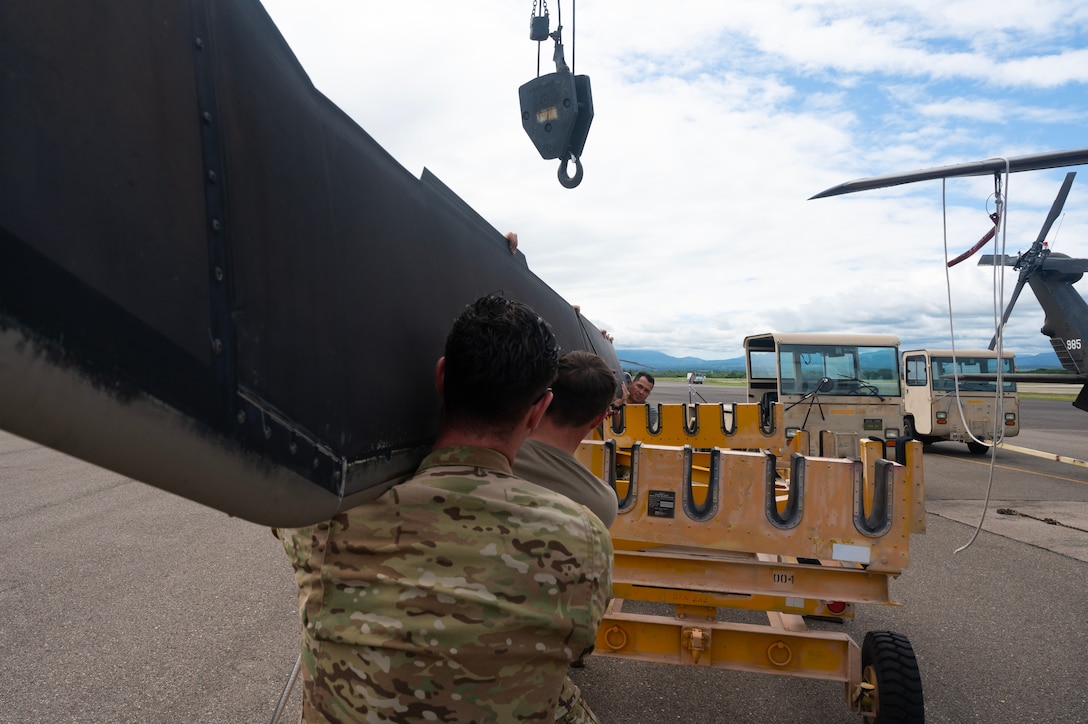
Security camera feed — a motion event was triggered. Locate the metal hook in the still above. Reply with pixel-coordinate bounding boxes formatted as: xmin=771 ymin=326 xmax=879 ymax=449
xmin=557 ymin=153 xmax=583 ymax=188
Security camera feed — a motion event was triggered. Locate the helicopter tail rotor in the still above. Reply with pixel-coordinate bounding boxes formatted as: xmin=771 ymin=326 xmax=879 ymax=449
xmin=983 ymin=171 xmax=1077 ymax=350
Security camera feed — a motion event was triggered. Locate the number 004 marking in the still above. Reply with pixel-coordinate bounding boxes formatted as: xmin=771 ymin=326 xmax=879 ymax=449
xmin=771 ymin=570 xmax=795 ymax=587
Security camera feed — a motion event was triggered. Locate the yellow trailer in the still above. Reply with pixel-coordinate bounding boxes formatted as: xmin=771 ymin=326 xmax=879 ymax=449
xmin=578 ymin=401 xmax=926 ymax=722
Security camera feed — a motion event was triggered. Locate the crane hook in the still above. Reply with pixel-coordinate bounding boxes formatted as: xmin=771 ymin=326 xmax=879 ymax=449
xmin=558 ymin=152 xmax=583 ymax=188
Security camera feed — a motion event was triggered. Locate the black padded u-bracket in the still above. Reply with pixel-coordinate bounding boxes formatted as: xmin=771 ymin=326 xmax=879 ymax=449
xmin=610 ymin=440 xmax=640 ymax=514
xmin=766 ymin=453 xmax=802 ymax=529
xmin=681 ymin=446 xmax=719 ymax=521
xmin=854 ymin=458 xmax=895 ymax=537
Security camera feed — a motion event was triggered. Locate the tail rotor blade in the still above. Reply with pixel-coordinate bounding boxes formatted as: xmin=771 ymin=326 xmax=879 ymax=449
xmin=989 ymin=278 xmax=1028 ymax=350
xmin=1036 ymin=171 xmax=1076 ymax=243
xmin=977 ymin=254 xmax=1017 ymax=266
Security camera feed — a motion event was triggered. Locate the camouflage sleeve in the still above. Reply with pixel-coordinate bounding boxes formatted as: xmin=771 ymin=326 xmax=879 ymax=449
xmin=280 ymin=460 xmax=613 ymax=723
xmin=554 ymin=675 xmax=601 ymax=724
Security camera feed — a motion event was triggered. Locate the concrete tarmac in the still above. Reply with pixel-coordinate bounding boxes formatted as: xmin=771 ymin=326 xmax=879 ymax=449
xmin=2 ymin=383 xmax=1086 ymax=722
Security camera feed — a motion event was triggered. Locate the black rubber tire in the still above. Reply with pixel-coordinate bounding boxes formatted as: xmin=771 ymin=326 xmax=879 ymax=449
xmin=903 ymin=418 xmax=939 ymax=445
xmin=966 ymin=441 xmax=990 ymax=455
xmin=860 ymin=631 xmax=925 ymax=723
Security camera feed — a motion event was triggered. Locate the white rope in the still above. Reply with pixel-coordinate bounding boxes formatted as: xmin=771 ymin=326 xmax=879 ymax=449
xmin=948 ymin=159 xmax=1011 ymax=554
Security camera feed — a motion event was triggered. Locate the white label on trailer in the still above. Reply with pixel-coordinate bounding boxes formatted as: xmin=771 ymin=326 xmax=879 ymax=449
xmin=832 ymin=543 xmax=871 ymax=564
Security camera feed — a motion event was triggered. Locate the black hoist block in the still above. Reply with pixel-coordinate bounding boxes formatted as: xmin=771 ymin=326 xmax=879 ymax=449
xmin=518 ymin=71 xmax=594 ymax=188
xmin=519 ymin=71 xmax=578 ymax=160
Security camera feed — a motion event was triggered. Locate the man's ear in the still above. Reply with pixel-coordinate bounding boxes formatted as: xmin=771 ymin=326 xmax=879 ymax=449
xmin=527 ymin=389 xmax=553 ymax=431
xmin=435 ymin=357 xmax=446 ymax=395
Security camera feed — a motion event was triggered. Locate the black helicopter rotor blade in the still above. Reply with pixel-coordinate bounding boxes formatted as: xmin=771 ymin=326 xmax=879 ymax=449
xmin=988 ymin=277 xmax=1029 ymax=350
xmin=1035 ymin=171 xmax=1076 ymax=243
xmin=810 ymin=147 xmax=1088 ymax=199
xmin=977 ymin=254 xmax=1017 ymax=267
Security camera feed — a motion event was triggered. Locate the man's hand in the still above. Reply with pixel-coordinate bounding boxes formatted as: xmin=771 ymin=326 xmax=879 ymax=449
xmin=614 ymin=382 xmax=629 ymax=409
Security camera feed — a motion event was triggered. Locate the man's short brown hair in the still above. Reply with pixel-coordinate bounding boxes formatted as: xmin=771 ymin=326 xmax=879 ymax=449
xmin=546 ymin=351 xmax=617 ymax=428
xmin=443 ymin=294 xmax=559 ymax=434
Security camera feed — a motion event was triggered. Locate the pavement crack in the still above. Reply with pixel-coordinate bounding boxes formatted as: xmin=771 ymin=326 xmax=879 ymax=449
xmin=996 ymin=507 xmax=1088 ymax=534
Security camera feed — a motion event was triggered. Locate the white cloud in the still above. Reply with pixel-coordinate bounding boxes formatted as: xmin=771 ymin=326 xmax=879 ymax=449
xmin=258 ymin=0 xmax=1088 ymax=360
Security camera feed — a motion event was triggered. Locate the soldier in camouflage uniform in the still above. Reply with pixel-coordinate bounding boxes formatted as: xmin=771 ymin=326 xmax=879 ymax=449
xmin=280 ymin=295 xmax=613 ymax=723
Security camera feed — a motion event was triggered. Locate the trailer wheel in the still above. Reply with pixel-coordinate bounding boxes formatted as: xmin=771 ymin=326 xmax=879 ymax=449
xmin=859 ymin=631 xmax=924 ymax=723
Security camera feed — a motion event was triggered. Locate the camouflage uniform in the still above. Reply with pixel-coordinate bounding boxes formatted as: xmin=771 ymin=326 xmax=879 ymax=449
xmin=280 ymin=445 xmax=612 ymax=723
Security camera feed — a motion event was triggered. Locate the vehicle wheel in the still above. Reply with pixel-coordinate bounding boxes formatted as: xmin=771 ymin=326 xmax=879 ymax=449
xmin=966 ymin=441 xmax=990 ymax=455
xmin=859 ymin=631 xmax=925 ymax=723
xmin=903 ymin=419 xmax=937 ymax=445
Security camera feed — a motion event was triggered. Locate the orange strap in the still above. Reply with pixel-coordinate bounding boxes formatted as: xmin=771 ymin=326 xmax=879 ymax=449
xmin=947 ymin=212 xmax=1001 ymax=267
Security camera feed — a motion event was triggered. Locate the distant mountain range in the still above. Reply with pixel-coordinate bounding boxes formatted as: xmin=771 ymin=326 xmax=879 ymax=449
xmin=616 ymin=350 xmax=746 ymax=373
xmin=616 ymin=348 xmax=1065 ymax=373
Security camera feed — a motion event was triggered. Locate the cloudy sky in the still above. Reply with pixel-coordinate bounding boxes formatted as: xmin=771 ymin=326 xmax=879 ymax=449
xmin=258 ymin=0 xmax=1088 ymax=360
